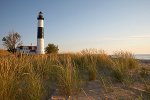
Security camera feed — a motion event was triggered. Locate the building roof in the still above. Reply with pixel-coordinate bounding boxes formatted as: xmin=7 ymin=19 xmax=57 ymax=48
xmin=17 ymin=46 xmax=37 ymax=50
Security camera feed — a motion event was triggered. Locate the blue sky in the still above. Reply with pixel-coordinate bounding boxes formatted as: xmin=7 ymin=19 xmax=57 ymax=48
xmin=0 ymin=0 xmax=150 ymax=54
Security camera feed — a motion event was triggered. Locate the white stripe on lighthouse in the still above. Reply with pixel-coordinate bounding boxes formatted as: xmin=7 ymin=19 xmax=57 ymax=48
xmin=38 ymin=20 xmax=44 ymax=27
xmin=37 ymin=38 xmax=45 ymax=54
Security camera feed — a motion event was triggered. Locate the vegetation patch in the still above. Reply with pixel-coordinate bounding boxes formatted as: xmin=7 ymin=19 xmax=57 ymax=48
xmin=0 ymin=50 xmax=149 ymax=99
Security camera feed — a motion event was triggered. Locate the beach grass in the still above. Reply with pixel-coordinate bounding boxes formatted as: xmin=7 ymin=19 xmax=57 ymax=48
xmin=0 ymin=50 xmax=147 ymax=99
xmin=0 ymin=49 xmax=11 ymax=56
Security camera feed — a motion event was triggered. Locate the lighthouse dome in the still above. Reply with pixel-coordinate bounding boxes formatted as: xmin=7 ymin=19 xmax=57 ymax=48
xmin=37 ymin=11 xmax=44 ymax=20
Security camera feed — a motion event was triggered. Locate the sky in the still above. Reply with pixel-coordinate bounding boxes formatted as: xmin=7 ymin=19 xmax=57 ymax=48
xmin=0 ymin=0 xmax=150 ymax=54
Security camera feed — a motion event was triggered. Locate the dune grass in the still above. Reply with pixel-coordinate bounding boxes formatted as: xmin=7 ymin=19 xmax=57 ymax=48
xmin=0 ymin=49 xmax=11 ymax=56
xmin=0 ymin=50 xmax=141 ymax=99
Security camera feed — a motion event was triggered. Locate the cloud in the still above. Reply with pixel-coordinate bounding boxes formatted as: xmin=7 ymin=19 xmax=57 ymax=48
xmin=98 ymin=37 xmax=131 ymax=41
xmin=102 ymin=35 xmax=150 ymax=40
xmin=100 ymin=37 xmax=125 ymax=41
xmin=129 ymin=35 xmax=150 ymax=39
xmin=94 ymin=34 xmax=150 ymax=41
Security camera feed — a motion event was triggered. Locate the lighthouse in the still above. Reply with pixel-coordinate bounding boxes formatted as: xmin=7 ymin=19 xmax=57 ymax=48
xmin=37 ymin=11 xmax=45 ymax=54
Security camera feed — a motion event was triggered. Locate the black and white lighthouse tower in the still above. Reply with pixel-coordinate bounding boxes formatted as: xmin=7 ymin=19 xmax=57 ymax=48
xmin=37 ymin=11 xmax=45 ymax=54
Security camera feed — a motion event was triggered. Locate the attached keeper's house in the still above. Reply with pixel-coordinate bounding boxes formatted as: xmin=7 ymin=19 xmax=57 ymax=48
xmin=16 ymin=46 xmax=37 ymax=54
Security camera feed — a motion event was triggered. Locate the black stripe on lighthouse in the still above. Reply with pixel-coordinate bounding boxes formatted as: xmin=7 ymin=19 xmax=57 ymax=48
xmin=37 ymin=27 xmax=44 ymax=38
